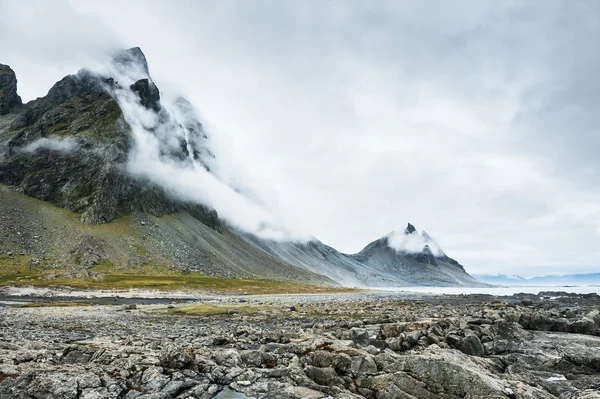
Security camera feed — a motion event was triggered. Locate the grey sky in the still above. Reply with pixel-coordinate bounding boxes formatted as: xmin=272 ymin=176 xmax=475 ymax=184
xmin=1 ymin=0 xmax=599 ymax=276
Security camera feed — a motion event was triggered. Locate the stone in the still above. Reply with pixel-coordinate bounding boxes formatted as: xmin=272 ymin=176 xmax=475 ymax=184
xmin=351 ymin=356 xmax=378 ymax=377
xmin=305 ymin=366 xmax=342 ymax=386
xmin=212 ymin=336 xmax=230 ymax=346
xmin=13 ymin=350 xmax=35 ymax=364
xmin=333 ymin=353 xmax=352 ymax=375
xmin=141 ymin=367 xmax=170 ymax=392
xmin=215 ymin=349 xmax=243 ymax=368
xmin=403 ymin=330 xmax=422 ymax=345
xmin=292 ymin=386 xmax=327 ymax=398
xmin=457 ymin=335 xmax=485 ymax=357
xmin=241 ymin=350 xmax=263 ymax=367
xmin=350 ymin=328 xmax=370 ymax=347
xmin=159 ymin=345 xmax=194 ymax=369
xmin=380 ymin=323 xmax=405 ymax=339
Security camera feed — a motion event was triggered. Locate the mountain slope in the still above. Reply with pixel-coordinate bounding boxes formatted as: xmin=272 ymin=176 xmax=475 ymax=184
xmin=0 ymin=48 xmax=484 ymax=288
xmin=0 ymin=184 xmax=334 ymax=285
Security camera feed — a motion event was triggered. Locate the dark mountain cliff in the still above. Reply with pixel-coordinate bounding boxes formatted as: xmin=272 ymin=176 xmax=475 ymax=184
xmin=0 ymin=48 xmax=218 ymax=228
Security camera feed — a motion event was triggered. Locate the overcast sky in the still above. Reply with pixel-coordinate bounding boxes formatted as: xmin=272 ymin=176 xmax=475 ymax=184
xmin=1 ymin=0 xmax=599 ymax=276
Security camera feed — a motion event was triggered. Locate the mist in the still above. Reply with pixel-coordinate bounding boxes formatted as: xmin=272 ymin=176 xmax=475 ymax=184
xmin=88 ymin=50 xmax=310 ymax=241
xmin=23 ymin=137 xmax=79 ymax=153
xmin=387 ymin=229 xmax=445 ymax=257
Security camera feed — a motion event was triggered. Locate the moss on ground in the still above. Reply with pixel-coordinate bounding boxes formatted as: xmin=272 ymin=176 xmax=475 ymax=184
xmin=168 ymin=303 xmax=278 ymax=316
xmin=0 ymin=254 xmax=31 ymax=268
xmin=0 ymin=269 xmax=358 ymax=295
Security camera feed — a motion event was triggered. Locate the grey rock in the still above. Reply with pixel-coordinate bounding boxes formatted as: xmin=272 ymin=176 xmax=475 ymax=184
xmin=215 ymin=349 xmax=243 ymax=368
xmin=159 ymin=345 xmax=194 ymax=369
xmin=350 ymin=356 xmax=378 ymax=377
xmin=240 ymin=350 xmax=263 ymax=367
xmin=13 ymin=349 xmax=35 ymax=364
xmin=350 ymin=328 xmax=370 ymax=347
xmin=457 ymin=335 xmax=485 ymax=357
xmin=305 ymin=366 xmax=342 ymax=386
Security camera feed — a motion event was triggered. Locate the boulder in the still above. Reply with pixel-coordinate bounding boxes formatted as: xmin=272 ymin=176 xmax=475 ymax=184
xmin=350 ymin=328 xmax=370 ymax=347
xmin=214 ymin=349 xmax=243 ymax=368
xmin=457 ymin=335 xmax=485 ymax=357
xmin=305 ymin=366 xmax=342 ymax=386
xmin=159 ymin=345 xmax=194 ymax=369
xmin=351 ymin=355 xmax=378 ymax=377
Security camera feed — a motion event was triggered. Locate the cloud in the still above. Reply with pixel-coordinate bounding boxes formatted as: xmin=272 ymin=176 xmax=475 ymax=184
xmin=2 ymin=0 xmax=599 ymax=277
xmin=87 ymin=52 xmax=309 ymax=240
xmin=387 ymin=229 xmax=445 ymax=257
xmin=23 ymin=137 xmax=78 ymax=153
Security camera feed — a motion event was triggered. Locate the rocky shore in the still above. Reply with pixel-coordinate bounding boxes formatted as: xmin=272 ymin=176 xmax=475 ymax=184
xmin=1 ymin=290 xmax=600 ymax=398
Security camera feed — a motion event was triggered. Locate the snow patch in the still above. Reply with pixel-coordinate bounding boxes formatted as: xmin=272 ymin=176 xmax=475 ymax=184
xmin=546 ymin=375 xmax=567 ymax=382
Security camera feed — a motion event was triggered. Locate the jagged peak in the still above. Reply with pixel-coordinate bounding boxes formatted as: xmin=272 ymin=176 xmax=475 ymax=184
xmin=404 ymin=222 xmax=416 ymax=234
xmin=111 ymin=47 xmax=150 ymax=80
xmin=381 ymin=224 xmax=446 ymax=257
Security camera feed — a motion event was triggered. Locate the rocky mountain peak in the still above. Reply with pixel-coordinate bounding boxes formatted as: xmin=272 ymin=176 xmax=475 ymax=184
xmin=0 ymin=48 xmax=219 ymax=229
xmin=404 ymin=222 xmax=416 ymax=234
xmin=112 ymin=47 xmax=150 ymax=77
xmin=0 ymin=63 xmax=23 ymax=115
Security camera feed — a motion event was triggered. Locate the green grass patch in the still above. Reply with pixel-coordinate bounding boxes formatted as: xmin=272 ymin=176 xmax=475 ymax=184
xmin=0 ymin=270 xmax=358 ymax=295
xmin=169 ymin=303 xmax=277 ymax=316
xmin=0 ymin=254 xmax=31 ymax=268
xmin=89 ymin=258 xmax=115 ymax=272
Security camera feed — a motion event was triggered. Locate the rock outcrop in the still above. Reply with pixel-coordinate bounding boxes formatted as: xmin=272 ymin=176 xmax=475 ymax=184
xmin=0 ymin=64 xmax=22 ymax=115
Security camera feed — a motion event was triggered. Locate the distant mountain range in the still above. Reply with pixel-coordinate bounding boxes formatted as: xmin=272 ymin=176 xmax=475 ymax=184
xmin=474 ymin=273 xmax=600 ymax=286
xmin=0 ymin=47 xmax=486 ymax=288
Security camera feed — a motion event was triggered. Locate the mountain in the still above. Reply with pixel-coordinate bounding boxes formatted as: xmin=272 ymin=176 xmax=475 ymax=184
xmin=238 ymin=227 xmax=484 ymax=287
xmin=0 ymin=48 xmax=485 ymax=288
xmin=474 ymin=273 xmax=600 ymax=286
